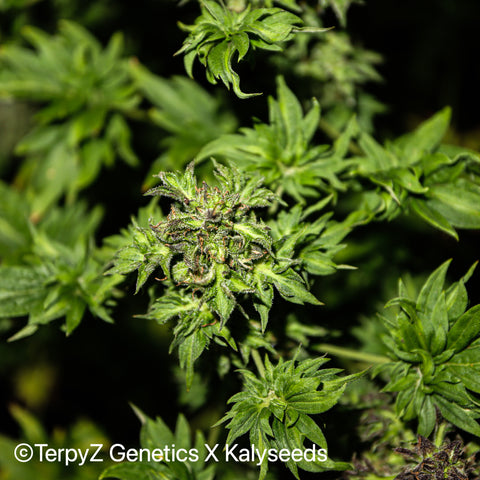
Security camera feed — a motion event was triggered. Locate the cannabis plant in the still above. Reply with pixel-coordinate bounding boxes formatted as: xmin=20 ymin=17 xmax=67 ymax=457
xmin=372 ymin=260 xmax=480 ymax=438
xmin=1 ymin=1 xmax=480 ymax=480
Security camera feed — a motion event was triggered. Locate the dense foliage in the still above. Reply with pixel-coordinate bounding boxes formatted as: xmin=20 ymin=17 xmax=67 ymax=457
xmin=1 ymin=1 xmax=480 ymax=480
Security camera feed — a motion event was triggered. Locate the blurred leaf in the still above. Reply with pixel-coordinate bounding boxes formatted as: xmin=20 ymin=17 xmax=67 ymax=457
xmin=320 ymin=0 xmax=363 ymax=26
xmin=0 ymin=20 xmax=139 ymax=215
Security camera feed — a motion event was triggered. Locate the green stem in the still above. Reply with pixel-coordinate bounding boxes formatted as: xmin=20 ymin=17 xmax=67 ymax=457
xmin=251 ymin=349 xmax=265 ymax=378
xmin=316 ymin=343 xmax=390 ymax=364
xmin=434 ymin=421 xmax=448 ymax=447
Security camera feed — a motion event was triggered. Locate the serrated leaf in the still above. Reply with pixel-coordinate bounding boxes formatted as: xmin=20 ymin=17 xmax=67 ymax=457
xmin=434 ymin=394 xmax=480 ymax=437
xmin=232 ymin=32 xmax=250 ymax=61
xmin=446 ymin=282 xmax=469 ymax=321
xmin=449 ymin=364 xmax=480 ymax=394
xmin=447 ymin=305 xmax=480 ymax=353
xmin=178 ymin=329 xmax=209 ymax=390
xmin=254 ymin=284 xmax=274 ymax=332
xmin=357 ymin=132 xmax=393 ymax=172
xmin=256 ymin=264 xmax=321 ymax=305
xmin=427 ymin=180 xmax=480 ymax=229
xmin=409 ymin=198 xmax=458 ymax=240
xmin=145 ymin=292 xmax=199 ymax=325
xmin=276 ymin=75 xmax=303 ymax=154
xmin=417 ymin=395 xmax=436 ymax=437
xmin=390 ymin=168 xmax=428 ymax=194
xmin=382 ymin=373 xmax=416 ymax=393
xmin=233 ymin=222 xmax=272 ymax=250
xmin=0 ymin=266 xmax=48 ymax=318
xmin=416 ymin=259 xmax=451 ymax=317
xmin=289 ymin=388 xmax=345 ymax=414
xmin=141 ymin=415 xmax=175 ymax=451
xmin=428 ymin=292 xmax=448 ymax=355
xmin=394 ymin=107 xmax=451 ymax=163
xmin=65 ymin=297 xmax=86 ymax=335
xmin=211 ymin=280 xmax=235 ymax=325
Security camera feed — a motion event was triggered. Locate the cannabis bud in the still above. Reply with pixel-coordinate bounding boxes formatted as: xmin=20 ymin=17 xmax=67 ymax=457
xmin=110 ymin=161 xmax=320 ymax=384
xmin=146 ymin=161 xmax=274 ymax=290
xmin=395 ymin=436 xmax=479 ymax=480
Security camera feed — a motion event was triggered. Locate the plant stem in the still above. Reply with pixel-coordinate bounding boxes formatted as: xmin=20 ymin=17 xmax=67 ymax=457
xmin=251 ymin=349 xmax=265 ymax=378
xmin=434 ymin=421 xmax=448 ymax=447
xmin=316 ymin=343 xmax=390 ymax=364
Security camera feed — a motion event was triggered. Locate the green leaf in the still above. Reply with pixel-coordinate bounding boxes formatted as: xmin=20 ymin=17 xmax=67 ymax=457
xmin=417 ymin=395 xmax=436 ymax=437
xmin=447 ymin=305 xmax=480 ymax=353
xmin=394 ymin=107 xmax=451 ymax=163
xmin=101 ymin=411 xmax=215 ymax=479
xmin=276 ymin=75 xmax=303 ymax=154
xmin=253 ymin=284 xmax=274 ymax=332
xmin=9 ymin=405 xmax=47 ymax=444
xmin=176 ymin=1 xmax=328 ymax=98
xmin=178 ymin=329 xmax=209 ymax=390
xmin=409 ymin=198 xmax=458 ymax=240
xmin=357 ymin=132 xmax=393 ymax=172
xmin=176 ymin=3 xmax=312 ymax=97
xmin=144 ymin=292 xmax=199 ymax=325
xmin=0 ymin=266 xmax=48 ymax=318
xmin=450 ymin=364 xmax=480 ymax=394
xmin=106 ymin=114 xmax=139 ymax=167
xmin=445 ymin=263 xmax=476 ymax=320
xmin=147 ymin=162 xmax=197 ymax=203
xmin=321 ymin=0 xmax=360 ymax=26
xmin=256 ymin=264 xmax=321 ymax=305
xmin=289 ymin=388 xmax=345 ymax=414
xmin=428 ymin=293 xmax=448 ymax=355
xmin=302 ymin=98 xmax=321 ymax=143
xmin=427 ymin=180 xmax=480 ymax=229
xmin=432 ymin=380 xmax=472 ymax=406
xmin=382 ymin=373 xmax=416 ymax=393
xmin=232 ymin=222 xmax=272 ymax=251
xmin=65 ymin=297 xmax=86 ymax=335
xmin=212 ymin=271 xmax=236 ymax=325
xmin=141 ymin=415 xmax=175 ymax=451
xmin=109 ymin=226 xmax=171 ymax=293
xmin=232 ymin=32 xmax=250 ymax=61
xmin=391 ymin=168 xmax=428 ymax=194
xmin=295 ymin=413 xmax=327 ymax=448
xmin=416 ymin=259 xmax=451 ymax=317
xmin=434 ymin=394 xmax=480 ymax=437
xmin=130 ymin=63 xmax=237 ymax=184
xmin=69 ymin=108 xmax=107 ymax=146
